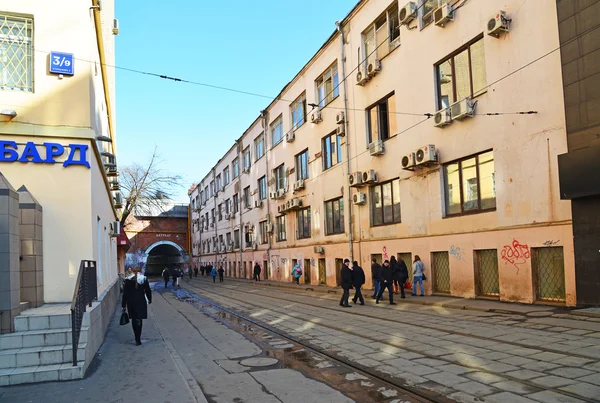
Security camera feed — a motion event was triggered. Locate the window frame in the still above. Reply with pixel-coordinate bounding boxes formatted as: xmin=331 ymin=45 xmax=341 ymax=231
xmin=234 ymin=229 xmax=240 ymax=248
xmin=435 ymin=35 xmax=486 ymax=110
xmin=419 ymin=0 xmax=449 ymax=30
xmin=233 ymin=193 xmax=239 ymax=213
xmin=243 ymin=186 xmax=251 ymax=209
xmin=324 ymin=197 xmax=345 ymax=236
xmin=259 ymin=220 xmax=269 ymax=245
xmin=276 ymin=215 xmax=287 ymax=242
xmin=361 ymin=3 xmax=400 ymax=66
xmin=366 ymin=92 xmax=396 ymax=144
xmin=291 ymin=93 xmax=307 ymax=130
xmin=254 ymin=134 xmax=265 ymax=161
xmin=443 ymin=150 xmax=496 ymax=217
xmin=295 ymin=149 xmax=309 ymax=181
xmin=243 ymin=147 xmax=251 ymax=170
xmin=296 ymin=207 xmax=312 ymax=239
xmin=370 ymin=179 xmax=402 ymax=227
xmin=322 ymin=132 xmax=343 ymax=171
xmin=223 ymin=167 xmax=230 ymax=186
xmin=270 ymin=115 xmax=284 ymax=148
xmin=0 ymin=14 xmax=34 ymax=92
xmin=258 ymin=176 xmax=267 ymax=200
xmin=273 ymin=164 xmax=286 ymax=191
xmin=224 ymin=198 xmax=231 ymax=214
xmin=316 ymin=62 xmax=340 ymax=109
xmin=232 ymin=158 xmax=240 ymax=178
xmin=216 ymin=174 xmax=222 ymax=191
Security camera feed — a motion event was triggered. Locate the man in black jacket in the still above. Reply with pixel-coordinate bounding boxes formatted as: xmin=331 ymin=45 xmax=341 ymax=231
xmin=391 ymin=256 xmax=409 ymax=299
xmin=376 ymin=260 xmax=396 ymax=305
xmin=351 ymin=261 xmax=365 ymax=305
xmin=339 ymin=259 xmax=353 ymax=308
xmin=253 ymin=262 xmax=262 ymax=281
xmin=371 ymin=259 xmax=382 ymax=299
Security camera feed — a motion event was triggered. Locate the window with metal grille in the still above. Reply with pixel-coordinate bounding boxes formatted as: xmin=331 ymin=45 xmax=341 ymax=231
xmin=532 ymin=247 xmax=566 ymax=302
xmin=324 ymin=197 xmax=344 ymax=235
xmin=0 ymin=14 xmax=33 ymax=92
xmin=370 ymin=179 xmax=401 ymax=226
xmin=276 ymin=215 xmax=286 ymax=242
xmin=475 ymin=249 xmax=500 ymax=297
xmin=297 ymin=207 xmax=311 ymax=239
xmin=432 ymin=251 xmax=450 ymax=293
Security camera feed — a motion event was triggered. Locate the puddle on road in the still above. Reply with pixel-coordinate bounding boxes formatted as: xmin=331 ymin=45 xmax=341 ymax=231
xmin=168 ymin=286 xmax=426 ymax=403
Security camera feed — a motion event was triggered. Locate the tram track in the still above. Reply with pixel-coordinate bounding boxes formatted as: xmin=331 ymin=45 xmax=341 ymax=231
xmin=180 ymin=278 xmax=599 ymax=403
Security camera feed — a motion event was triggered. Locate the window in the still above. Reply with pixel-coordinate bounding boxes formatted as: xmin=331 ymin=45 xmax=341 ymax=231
xmin=191 ymin=198 xmax=196 ymax=210
xmin=295 ymin=149 xmax=309 ymax=181
xmin=204 ymin=186 xmax=209 ymax=201
xmin=243 ymin=147 xmax=251 ymax=170
xmin=234 ymin=229 xmax=240 ymax=248
xmin=316 ymin=63 xmax=339 ymax=108
xmin=226 ymin=232 xmax=232 ymax=247
xmin=224 ymin=198 xmax=231 ymax=214
xmin=243 ymin=186 xmax=251 ymax=208
xmin=276 ymin=215 xmax=286 ymax=242
xmin=291 ymin=93 xmax=306 ymax=129
xmin=232 ymin=158 xmax=240 ymax=178
xmin=367 ymin=93 xmax=397 ymax=143
xmin=325 ymin=197 xmax=344 ymax=235
xmin=245 ymin=228 xmax=253 ymax=247
xmin=199 ymin=191 xmax=204 ymax=205
xmin=370 ymin=180 xmax=401 ymax=226
xmin=362 ymin=4 xmax=400 ymax=64
xmin=210 ymin=181 xmax=215 ymax=197
xmin=270 ymin=116 xmax=283 ymax=147
xmin=259 ymin=220 xmax=269 ymax=244
xmin=254 ymin=134 xmax=265 ymax=160
xmin=216 ymin=174 xmax=222 ymax=191
xmin=322 ymin=132 xmax=342 ymax=170
xmin=211 ymin=208 xmax=215 ymax=223
xmin=0 ymin=15 xmax=33 ymax=92
xmin=223 ymin=167 xmax=230 ymax=186
xmin=273 ymin=164 xmax=286 ymax=191
xmin=436 ymin=36 xmax=486 ymax=110
xmin=297 ymin=207 xmax=311 ymax=239
xmin=258 ymin=176 xmax=267 ymax=200
xmin=420 ymin=0 xmax=448 ymax=29
xmin=233 ymin=193 xmax=239 ymax=213
xmin=444 ymin=151 xmax=496 ymax=216
xmin=218 ymin=204 xmax=223 ymax=221
xmin=218 ymin=235 xmax=224 ymax=249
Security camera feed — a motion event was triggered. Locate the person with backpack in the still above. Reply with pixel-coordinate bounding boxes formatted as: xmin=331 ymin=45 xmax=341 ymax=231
xmin=210 ymin=266 xmax=217 ymax=283
xmin=412 ymin=255 xmax=426 ymax=296
xmin=292 ymin=263 xmax=302 ymax=285
xmin=339 ymin=259 xmax=353 ymax=308
xmin=351 ymin=261 xmax=365 ymax=305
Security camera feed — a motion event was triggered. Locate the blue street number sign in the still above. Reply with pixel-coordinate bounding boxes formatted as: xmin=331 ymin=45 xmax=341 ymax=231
xmin=49 ymin=52 xmax=74 ymax=76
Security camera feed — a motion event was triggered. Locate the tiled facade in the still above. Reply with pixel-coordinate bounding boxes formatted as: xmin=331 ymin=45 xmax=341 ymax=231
xmin=190 ymin=0 xmax=576 ymax=305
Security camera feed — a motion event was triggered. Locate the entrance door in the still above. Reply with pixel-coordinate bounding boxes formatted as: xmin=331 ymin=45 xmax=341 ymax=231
xmin=304 ymin=259 xmax=311 ymax=284
xmin=432 ymin=251 xmax=450 ymax=294
xmin=335 ymin=258 xmax=343 ymax=286
xmin=263 ymin=260 xmax=268 ymax=280
xmin=475 ymin=249 xmax=500 ymax=297
xmin=318 ymin=258 xmax=326 ymax=285
xmin=533 ymin=247 xmax=566 ymax=302
xmin=398 ymin=253 xmax=413 ymax=284
xmin=243 ymin=261 xmax=247 ymax=279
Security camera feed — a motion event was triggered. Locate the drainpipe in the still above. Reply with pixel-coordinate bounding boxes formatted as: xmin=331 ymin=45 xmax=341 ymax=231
xmin=261 ymin=110 xmax=272 ymax=279
xmin=236 ymin=140 xmax=243 ymax=278
xmin=336 ymin=21 xmax=354 ymax=262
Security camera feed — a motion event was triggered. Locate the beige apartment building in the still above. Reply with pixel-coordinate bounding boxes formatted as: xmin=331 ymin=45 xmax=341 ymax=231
xmin=0 ymin=0 xmax=122 ymax=383
xmin=191 ymin=0 xmax=575 ymax=306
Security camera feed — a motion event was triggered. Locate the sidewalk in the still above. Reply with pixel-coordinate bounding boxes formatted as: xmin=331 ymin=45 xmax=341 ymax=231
xmin=0 ymin=295 xmax=201 ymax=403
xmin=224 ymin=277 xmax=571 ymax=316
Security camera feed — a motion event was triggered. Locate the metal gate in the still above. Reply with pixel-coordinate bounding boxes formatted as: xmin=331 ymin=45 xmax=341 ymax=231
xmin=533 ymin=247 xmax=565 ymax=302
xmin=335 ymin=258 xmax=343 ymax=286
xmin=304 ymin=259 xmax=311 ymax=284
xmin=318 ymin=258 xmax=326 ymax=285
xmin=398 ymin=253 xmax=413 ymax=284
xmin=432 ymin=252 xmax=450 ymax=294
xmin=475 ymin=249 xmax=500 ymax=297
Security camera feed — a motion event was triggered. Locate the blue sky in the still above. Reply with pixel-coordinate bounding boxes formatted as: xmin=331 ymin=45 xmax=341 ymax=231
xmin=115 ymin=0 xmax=357 ymax=203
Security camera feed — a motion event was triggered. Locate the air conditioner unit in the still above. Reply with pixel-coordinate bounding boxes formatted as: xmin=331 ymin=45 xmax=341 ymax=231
xmin=450 ymin=98 xmax=475 ymax=120
xmin=289 ymin=198 xmax=302 ymax=210
xmin=434 ymin=108 xmax=452 ymax=128
xmin=434 ymin=4 xmax=453 ymax=27
xmin=269 ymin=191 xmax=278 ymax=200
xmin=278 ymin=204 xmax=286 ymax=214
xmin=362 ymin=169 xmax=378 ymax=184
xmin=349 ymin=172 xmax=363 ymax=187
xmin=310 ymin=110 xmax=323 ymax=123
xmin=356 ymin=68 xmax=369 ymax=86
xmin=267 ymin=223 xmax=274 ymax=233
xmin=276 ymin=188 xmax=285 ymax=198
xmin=336 ymin=124 xmax=345 ymax=137
xmin=314 ymin=246 xmax=325 ymax=254
xmin=112 ymin=18 xmax=119 ymax=35
xmin=369 ymin=140 xmax=385 ymax=156
xmin=110 ymin=221 xmax=121 ymax=237
xmin=285 ymin=200 xmax=292 ymax=210
xmin=367 ymin=59 xmax=381 ymax=77
xmin=109 ymin=180 xmax=120 ymax=191
xmin=252 ymin=243 xmax=258 ymax=250
xmin=399 ymin=2 xmax=417 ymax=25
xmin=254 ymin=199 xmax=263 ymax=208
xmin=353 ymin=192 xmax=367 ymax=205
xmin=106 ymin=166 xmax=118 ymax=177
xmin=415 ymin=145 xmax=438 ymax=165
xmin=293 ymin=179 xmax=305 ymax=191
xmin=401 ymin=152 xmax=416 ymax=170
xmin=335 ymin=111 xmax=345 ymax=124
xmin=286 ymin=131 xmax=295 ymax=143
xmin=224 ymin=213 xmax=231 ymax=220
xmin=487 ymin=11 xmax=509 ymax=37
xmin=113 ymin=192 xmax=123 ymax=208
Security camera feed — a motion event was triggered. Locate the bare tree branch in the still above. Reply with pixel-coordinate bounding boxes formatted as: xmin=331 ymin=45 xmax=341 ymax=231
xmin=120 ymin=147 xmax=183 ymax=227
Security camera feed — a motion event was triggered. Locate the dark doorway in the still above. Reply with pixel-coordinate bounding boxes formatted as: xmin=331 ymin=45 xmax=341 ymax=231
xmin=318 ymin=258 xmax=326 ymax=285
xmin=335 ymin=258 xmax=343 ymax=286
xmin=263 ymin=260 xmax=268 ymax=280
xmin=145 ymin=244 xmax=182 ymax=276
xmin=304 ymin=259 xmax=311 ymax=284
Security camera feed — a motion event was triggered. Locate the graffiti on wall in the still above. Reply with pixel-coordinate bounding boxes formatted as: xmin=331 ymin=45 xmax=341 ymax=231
xmin=382 ymin=246 xmax=389 ymax=261
xmin=280 ymin=257 xmax=287 ymax=265
xmin=501 ymin=239 xmax=530 ymax=274
xmin=543 ymin=240 xmax=560 ymax=246
xmin=450 ymin=245 xmax=466 ymax=262
xmin=310 ymin=257 xmax=316 ymax=267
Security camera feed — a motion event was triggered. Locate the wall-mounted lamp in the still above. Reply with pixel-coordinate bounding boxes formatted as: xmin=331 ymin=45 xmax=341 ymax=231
xmin=0 ymin=109 xmax=17 ymax=122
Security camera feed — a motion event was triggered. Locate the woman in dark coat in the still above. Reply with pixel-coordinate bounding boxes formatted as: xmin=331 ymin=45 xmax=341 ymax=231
xmin=351 ymin=261 xmax=365 ymax=305
xmin=339 ymin=259 xmax=353 ymax=308
xmin=390 ymin=256 xmax=409 ymax=299
xmin=122 ymin=268 xmax=152 ymax=345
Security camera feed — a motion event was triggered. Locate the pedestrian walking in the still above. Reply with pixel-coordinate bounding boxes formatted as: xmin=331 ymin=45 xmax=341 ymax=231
xmin=371 ymin=259 xmax=382 ymax=298
xmin=162 ymin=267 xmax=170 ymax=288
xmin=412 ymin=255 xmax=426 ymax=297
xmin=121 ymin=268 xmax=152 ymax=346
xmin=291 ymin=263 xmax=302 ymax=285
xmin=391 ymin=256 xmax=408 ymax=299
xmin=201 ymin=266 xmax=205 ymax=276
xmin=194 ymin=266 xmax=198 ymax=277
xmin=218 ymin=266 xmax=224 ymax=282
xmin=339 ymin=259 xmax=353 ymax=307
xmin=210 ymin=266 xmax=217 ymax=283
xmin=172 ymin=269 xmax=178 ymax=288
xmin=188 ymin=267 xmax=193 ymax=280
xmin=376 ymin=260 xmax=396 ymax=305
xmin=351 ymin=261 xmax=365 ymax=305
xmin=253 ymin=262 xmax=262 ymax=281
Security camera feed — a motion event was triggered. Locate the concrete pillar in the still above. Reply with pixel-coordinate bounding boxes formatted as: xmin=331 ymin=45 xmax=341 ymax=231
xmin=17 ymin=185 xmax=44 ymax=308
xmin=0 ymin=173 xmax=20 ymax=333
